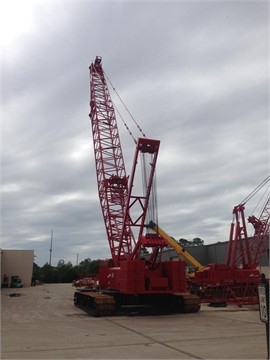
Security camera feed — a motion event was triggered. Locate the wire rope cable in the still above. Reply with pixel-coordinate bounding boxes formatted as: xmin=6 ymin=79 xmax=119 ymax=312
xmin=104 ymin=70 xmax=147 ymax=140
xmin=240 ymin=175 xmax=270 ymax=205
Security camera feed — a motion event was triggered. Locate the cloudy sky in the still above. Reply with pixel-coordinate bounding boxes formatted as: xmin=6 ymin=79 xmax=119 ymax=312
xmin=1 ymin=0 xmax=269 ymax=266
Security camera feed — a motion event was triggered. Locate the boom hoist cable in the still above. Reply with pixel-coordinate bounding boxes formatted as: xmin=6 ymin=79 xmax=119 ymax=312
xmin=104 ymin=70 xmax=147 ymax=141
xmin=103 ymin=64 xmax=160 ymax=241
xmin=240 ymin=175 xmax=270 ymax=206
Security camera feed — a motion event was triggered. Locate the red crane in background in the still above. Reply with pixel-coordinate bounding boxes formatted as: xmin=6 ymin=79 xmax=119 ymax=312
xmin=227 ymin=180 xmax=270 ymax=270
xmin=193 ymin=176 xmax=270 ymax=306
xmin=74 ymin=56 xmax=200 ymax=316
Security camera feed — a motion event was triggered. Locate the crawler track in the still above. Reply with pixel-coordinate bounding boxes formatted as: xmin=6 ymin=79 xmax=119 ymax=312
xmin=180 ymin=293 xmax=201 ymax=313
xmin=74 ymin=290 xmax=200 ymax=316
xmin=74 ymin=290 xmax=115 ymax=316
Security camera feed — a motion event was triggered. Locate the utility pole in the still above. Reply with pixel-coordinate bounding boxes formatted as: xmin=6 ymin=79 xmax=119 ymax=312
xmin=49 ymin=229 xmax=53 ymax=266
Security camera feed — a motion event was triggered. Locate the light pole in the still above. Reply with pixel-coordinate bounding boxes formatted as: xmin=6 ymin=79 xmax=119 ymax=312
xmin=49 ymin=229 xmax=53 ymax=266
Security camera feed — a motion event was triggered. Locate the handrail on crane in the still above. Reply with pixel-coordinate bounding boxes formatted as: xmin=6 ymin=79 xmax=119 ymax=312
xmin=147 ymin=221 xmax=204 ymax=272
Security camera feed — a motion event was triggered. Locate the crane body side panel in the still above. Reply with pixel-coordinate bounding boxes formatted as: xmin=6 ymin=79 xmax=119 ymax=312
xmin=98 ymin=259 xmax=187 ymax=294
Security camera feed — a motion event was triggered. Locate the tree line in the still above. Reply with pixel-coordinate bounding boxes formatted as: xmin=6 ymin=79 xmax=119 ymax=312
xmin=32 ymin=258 xmax=100 ymax=284
xmin=33 ymin=238 xmax=204 ymax=284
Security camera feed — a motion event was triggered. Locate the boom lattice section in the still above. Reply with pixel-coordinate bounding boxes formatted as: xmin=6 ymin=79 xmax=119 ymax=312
xmin=89 ymin=57 xmax=135 ymax=266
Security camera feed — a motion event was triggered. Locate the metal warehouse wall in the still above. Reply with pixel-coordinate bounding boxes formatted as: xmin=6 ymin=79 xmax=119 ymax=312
xmin=163 ymin=236 xmax=269 ymax=273
xmin=1 ymin=250 xmax=34 ymax=287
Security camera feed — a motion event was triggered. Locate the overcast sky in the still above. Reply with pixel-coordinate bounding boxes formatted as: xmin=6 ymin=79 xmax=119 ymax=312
xmin=1 ymin=0 xmax=269 ymax=267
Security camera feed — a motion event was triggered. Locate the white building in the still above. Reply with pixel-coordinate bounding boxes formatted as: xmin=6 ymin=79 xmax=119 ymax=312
xmin=1 ymin=249 xmax=34 ymax=287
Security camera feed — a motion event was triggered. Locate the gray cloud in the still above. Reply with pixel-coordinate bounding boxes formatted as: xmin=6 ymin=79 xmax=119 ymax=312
xmin=2 ymin=1 xmax=269 ymax=266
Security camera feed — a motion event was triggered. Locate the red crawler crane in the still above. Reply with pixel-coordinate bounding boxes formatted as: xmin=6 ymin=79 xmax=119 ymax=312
xmin=74 ymin=56 xmax=200 ymax=316
xmin=227 ymin=201 xmax=270 ymax=270
xmin=194 ymin=177 xmax=270 ymax=306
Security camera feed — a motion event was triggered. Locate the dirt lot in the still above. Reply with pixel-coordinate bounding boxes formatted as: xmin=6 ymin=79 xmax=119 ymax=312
xmin=1 ymin=283 xmax=268 ymax=359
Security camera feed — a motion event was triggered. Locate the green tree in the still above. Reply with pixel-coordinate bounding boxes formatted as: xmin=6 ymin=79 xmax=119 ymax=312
xmin=39 ymin=263 xmax=58 ymax=283
xmin=191 ymin=237 xmax=204 ymax=246
xmin=178 ymin=238 xmax=192 ymax=247
xmin=57 ymin=259 xmax=65 ymax=267
xmin=178 ymin=238 xmax=204 ymax=247
xmin=77 ymin=258 xmax=99 ymax=275
xmin=56 ymin=261 xmax=77 ymax=283
xmin=32 ymin=262 xmax=41 ymax=281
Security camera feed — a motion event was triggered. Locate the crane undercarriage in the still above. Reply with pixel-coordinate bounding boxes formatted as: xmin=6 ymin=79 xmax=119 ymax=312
xmin=74 ymin=289 xmax=200 ymax=316
xmin=74 ymin=258 xmax=200 ymax=316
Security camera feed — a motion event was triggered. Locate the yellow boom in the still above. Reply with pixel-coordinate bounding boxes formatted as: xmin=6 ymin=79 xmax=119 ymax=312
xmin=147 ymin=221 xmax=204 ymax=272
